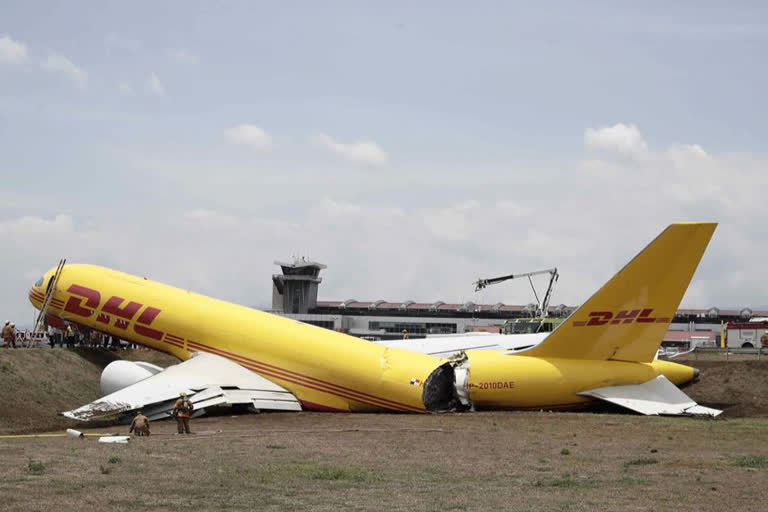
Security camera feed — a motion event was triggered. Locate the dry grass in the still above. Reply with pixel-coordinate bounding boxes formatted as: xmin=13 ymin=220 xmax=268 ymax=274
xmin=0 ymin=349 xmax=178 ymax=435
xmin=1 ymin=412 xmax=767 ymax=511
xmin=2 ymin=350 xmax=767 ymax=510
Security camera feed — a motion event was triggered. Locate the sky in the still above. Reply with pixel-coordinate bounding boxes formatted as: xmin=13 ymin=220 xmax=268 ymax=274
xmin=1 ymin=2 xmax=767 ymax=326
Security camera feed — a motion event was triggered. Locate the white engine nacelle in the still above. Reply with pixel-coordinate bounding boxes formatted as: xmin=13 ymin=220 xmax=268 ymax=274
xmin=100 ymin=360 xmax=164 ymax=396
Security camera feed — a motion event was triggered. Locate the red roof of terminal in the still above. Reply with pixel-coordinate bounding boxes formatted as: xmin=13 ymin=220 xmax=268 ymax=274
xmin=314 ymin=301 xmax=767 ymax=317
xmin=345 ymin=302 xmax=372 ymax=308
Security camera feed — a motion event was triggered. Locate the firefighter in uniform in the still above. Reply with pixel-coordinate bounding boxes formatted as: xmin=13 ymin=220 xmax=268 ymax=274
xmin=2 ymin=321 xmax=11 ymax=348
xmin=173 ymin=392 xmax=194 ymax=434
xmin=3 ymin=321 xmax=16 ymax=348
xmin=128 ymin=411 xmax=150 ymax=436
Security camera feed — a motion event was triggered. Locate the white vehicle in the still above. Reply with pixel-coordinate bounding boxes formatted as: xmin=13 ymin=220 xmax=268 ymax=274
xmin=725 ymin=321 xmax=768 ymax=348
xmin=15 ymin=330 xmax=49 ymax=346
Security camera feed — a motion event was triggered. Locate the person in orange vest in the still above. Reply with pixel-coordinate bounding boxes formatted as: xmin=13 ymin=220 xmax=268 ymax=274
xmin=173 ymin=392 xmax=194 ymax=434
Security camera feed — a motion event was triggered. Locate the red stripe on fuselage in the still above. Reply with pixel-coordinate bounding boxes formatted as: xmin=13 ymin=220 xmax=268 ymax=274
xmin=187 ymin=340 xmax=422 ymax=411
xmin=184 ymin=340 xmax=421 ymax=412
xmin=185 ymin=340 xmax=421 ymax=412
xmin=186 ymin=342 xmax=414 ymax=412
xmin=299 ymin=400 xmax=347 ymax=412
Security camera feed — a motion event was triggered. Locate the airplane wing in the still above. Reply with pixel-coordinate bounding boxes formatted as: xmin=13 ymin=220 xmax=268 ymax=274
xmin=578 ymin=375 xmax=721 ymax=417
xmin=375 ymin=332 xmax=547 ymax=358
xmin=62 ymin=352 xmax=301 ymax=421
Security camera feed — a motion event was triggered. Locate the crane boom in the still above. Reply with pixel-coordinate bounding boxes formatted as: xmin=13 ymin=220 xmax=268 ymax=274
xmin=474 ymin=268 xmax=557 ymax=291
xmin=473 ymin=267 xmax=559 ymax=317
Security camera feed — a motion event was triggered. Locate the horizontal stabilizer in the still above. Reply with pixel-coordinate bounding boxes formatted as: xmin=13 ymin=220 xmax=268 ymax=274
xmin=578 ymin=375 xmax=721 ymax=417
xmin=62 ymin=352 xmax=301 ymax=421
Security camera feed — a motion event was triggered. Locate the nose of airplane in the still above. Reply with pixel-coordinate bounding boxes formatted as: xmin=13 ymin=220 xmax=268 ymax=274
xmin=29 ymin=267 xmax=55 ymax=308
xmin=693 ymin=367 xmax=700 ymax=381
xmin=29 ymin=282 xmax=45 ymax=308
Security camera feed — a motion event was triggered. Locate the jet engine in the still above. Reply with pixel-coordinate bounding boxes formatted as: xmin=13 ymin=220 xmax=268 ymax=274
xmin=100 ymin=360 xmax=164 ymax=396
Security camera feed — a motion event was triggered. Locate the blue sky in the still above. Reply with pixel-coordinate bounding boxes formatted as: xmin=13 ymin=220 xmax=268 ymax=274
xmin=1 ymin=2 xmax=767 ymax=326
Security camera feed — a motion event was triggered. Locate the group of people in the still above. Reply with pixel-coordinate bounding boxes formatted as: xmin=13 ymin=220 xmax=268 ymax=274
xmin=46 ymin=324 xmax=125 ymax=349
xmin=127 ymin=392 xmax=195 ymax=437
xmin=2 ymin=322 xmax=137 ymax=350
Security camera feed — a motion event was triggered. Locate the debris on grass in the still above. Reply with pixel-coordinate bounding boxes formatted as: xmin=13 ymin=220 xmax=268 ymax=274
xmin=625 ymin=458 xmax=658 ymax=467
xmin=26 ymin=458 xmax=45 ymax=475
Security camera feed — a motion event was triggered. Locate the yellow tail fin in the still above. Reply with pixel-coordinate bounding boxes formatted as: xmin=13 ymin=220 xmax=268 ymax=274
xmin=524 ymin=223 xmax=716 ymax=362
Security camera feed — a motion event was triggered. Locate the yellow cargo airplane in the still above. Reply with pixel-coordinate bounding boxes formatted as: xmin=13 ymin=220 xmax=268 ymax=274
xmin=28 ymin=222 xmax=721 ymax=420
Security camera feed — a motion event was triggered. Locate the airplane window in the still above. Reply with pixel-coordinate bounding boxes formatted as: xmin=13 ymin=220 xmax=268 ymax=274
xmin=35 ymin=276 xmax=44 ymax=287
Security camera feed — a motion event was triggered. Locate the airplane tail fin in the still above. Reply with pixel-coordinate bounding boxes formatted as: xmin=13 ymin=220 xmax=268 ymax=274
xmin=523 ymin=223 xmax=716 ymax=362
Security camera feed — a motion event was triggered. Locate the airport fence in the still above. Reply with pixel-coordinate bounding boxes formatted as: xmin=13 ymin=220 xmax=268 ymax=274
xmin=687 ymin=346 xmax=768 ymax=361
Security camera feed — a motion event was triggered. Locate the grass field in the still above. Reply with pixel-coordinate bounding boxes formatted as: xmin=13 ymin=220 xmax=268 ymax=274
xmin=2 ymin=412 xmax=767 ymax=511
xmin=1 ymin=349 xmax=767 ymax=511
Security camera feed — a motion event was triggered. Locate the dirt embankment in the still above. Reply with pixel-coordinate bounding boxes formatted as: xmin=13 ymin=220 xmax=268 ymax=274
xmin=680 ymin=358 xmax=768 ymax=417
xmin=1 ymin=351 xmax=766 ymax=434
xmin=0 ymin=349 xmax=178 ymax=435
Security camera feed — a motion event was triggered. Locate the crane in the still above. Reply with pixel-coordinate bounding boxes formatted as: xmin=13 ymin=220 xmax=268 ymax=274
xmin=473 ymin=268 xmax=559 ymax=318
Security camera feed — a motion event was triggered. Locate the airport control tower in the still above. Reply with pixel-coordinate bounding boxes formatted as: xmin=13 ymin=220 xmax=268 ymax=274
xmin=271 ymin=258 xmax=327 ymax=314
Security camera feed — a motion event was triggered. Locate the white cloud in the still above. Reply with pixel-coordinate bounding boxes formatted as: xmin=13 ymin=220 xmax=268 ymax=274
xmin=145 ymin=73 xmax=165 ymax=95
xmin=0 ymin=35 xmax=28 ymax=64
xmin=41 ymin=54 xmax=87 ymax=89
xmin=105 ymin=33 xmax=141 ymax=52
xmin=665 ymin=143 xmax=711 ymax=167
xmin=224 ymin=124 xmax=273 ymax=152
xmin=166 ymin=48 xmax=198 ymax=64
xmin=182 ymin=209 xmax=240 ymax=227
xmin=3 ymin=125 xmax=768 ymax=327
xmin=118 ymin=82 xmax=133 ymax=95
xmin=311 ymin=133 xmax=388 ymax=167
xmin=0 ymin=214 xmax=74 ymax=238
xmin=584 ymin=123 xmax=648 ymax=158
xmin=315 ymin=197 xmax=363 ymax=217
xmin=422 ymin=200 xmax=479 ymax=241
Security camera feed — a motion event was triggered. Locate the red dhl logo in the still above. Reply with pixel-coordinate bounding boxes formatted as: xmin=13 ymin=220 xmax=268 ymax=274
xmin=572 ymin=309 xmax=670 ymax=327
xmin=63 ymin=284 xmax=164 ymax=340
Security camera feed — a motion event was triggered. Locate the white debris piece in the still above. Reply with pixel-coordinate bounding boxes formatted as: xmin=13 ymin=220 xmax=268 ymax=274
xmin=98 ymin=436 xmax=130 ymax=444
xmin=63 ymin=352 xmax=302 ymax=421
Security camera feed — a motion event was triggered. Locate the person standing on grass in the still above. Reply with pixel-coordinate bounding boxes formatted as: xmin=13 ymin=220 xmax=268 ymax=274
xmin=8 ymin=323 xmax=17 ymax=348
xmin=129 ymin=411 xmax=151 ymax=436
xmin=2 ymin=321 xmax=12 ymax=348
xmin=65 ymin=324 xmax=75 ymax=348
xmin=173 ymin=392 xmax=194 ymax=434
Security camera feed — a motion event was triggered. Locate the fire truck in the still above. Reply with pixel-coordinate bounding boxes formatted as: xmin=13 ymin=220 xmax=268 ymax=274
xmin=724 ymin=321 xmax=768 ymax=348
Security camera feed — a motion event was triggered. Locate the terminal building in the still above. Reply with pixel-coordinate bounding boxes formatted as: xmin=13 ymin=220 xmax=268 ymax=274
xmin=269 ymin=259 xmax=767 ymax=345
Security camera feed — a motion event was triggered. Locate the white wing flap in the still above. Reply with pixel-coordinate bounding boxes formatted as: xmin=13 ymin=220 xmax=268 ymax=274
xmin=62 ymin=352 xmax=301 ymax=421
xmin=578 ymin=375 xmax=722 ymax=417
